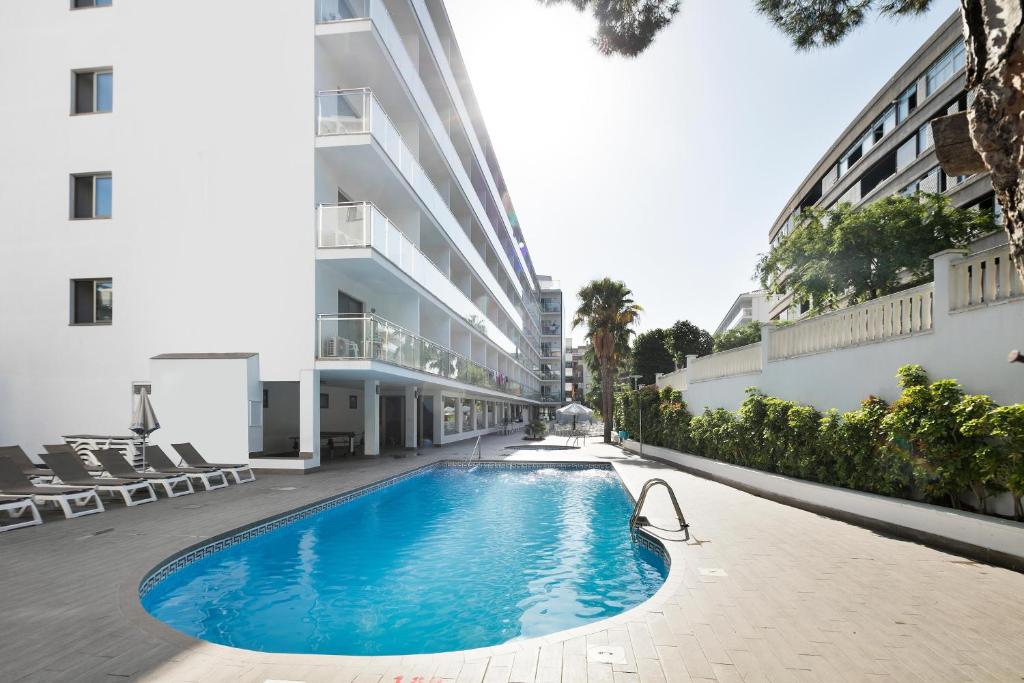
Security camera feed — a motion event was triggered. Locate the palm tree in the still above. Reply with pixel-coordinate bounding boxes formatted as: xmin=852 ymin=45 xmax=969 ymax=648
xmin=572 ymin=278 xmax=642 ymax=443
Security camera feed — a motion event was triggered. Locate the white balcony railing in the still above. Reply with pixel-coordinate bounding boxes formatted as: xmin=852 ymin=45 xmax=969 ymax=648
xmin=949 ymin=244 xmax=1024 ymax=311
xmin=769 ymin=283 xmax=933 ymax=361
xmin=689 ymin=343 xmax=763 ymax=382
xmin=316 ymin=313 xmax=539 ymax=401
xmin=317 ymin=203 xmax=530 ymax=365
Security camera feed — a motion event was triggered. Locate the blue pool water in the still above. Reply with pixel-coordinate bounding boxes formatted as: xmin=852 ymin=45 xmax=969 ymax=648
xmin=142 ymin=465 xmax=668 ymax=655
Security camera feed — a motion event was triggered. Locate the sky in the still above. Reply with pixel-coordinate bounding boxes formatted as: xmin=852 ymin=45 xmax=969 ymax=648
xmin=443 ymin=0 xmax=962 ymax=338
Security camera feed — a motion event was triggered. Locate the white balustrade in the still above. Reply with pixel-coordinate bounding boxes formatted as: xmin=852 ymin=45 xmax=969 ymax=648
xmin=949 ymin=244 xmax=1024 ymax=311
xmin=689 ymin=343 xmax=763 ymax=382
xmin=769 ymin=283 xmax=933 ymax=361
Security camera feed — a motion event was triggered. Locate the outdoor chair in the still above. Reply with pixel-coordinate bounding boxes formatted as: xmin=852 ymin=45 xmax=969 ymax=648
xmin=92 ymin=449 xmax=194 ymax=498
xmin=0 ymin=445 xmax=56 ymax=481
xmin=43 ymin=443 xmax=105 ymax=473
xmin=40 ymin=452 xmax=157 ymax=507
xmin=0 ymin=456 xmax=104 ymax=519
xmin=171 ymin=443 xmax=255 ymax=484
xmin=143 ymin=446 xmax=229 ymax=491
xmin=0 ymin=495 xmax=42 ymax=532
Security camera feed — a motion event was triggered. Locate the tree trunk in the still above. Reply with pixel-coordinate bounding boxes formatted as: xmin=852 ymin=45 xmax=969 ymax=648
xmin=959 ymin=0 xmax=1024 ymax=277
xmin=601 ymin=365 xmax=614 ymax=443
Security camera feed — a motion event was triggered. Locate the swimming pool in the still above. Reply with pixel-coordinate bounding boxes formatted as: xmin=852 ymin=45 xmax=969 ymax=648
xmin=141 ymin=463 xmax=668 ymax=656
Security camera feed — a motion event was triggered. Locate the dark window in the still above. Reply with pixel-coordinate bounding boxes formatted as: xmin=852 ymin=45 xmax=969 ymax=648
xmin=71 ymin=173 xmax=112 ymax=218
xmin=73 ymin=0 xmax=112 ymax=7
xmin=71 ymin=278 xmax=112 ymax=325
xmin=73 ymin=69 xmax=112 ymax=113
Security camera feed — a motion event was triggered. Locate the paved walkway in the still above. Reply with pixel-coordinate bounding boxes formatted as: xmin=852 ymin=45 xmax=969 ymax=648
xmin=2 ymin=435 xmax=1023 ymax=682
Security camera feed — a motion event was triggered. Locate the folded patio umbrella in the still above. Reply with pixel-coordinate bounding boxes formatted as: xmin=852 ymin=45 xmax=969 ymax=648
xmin=130 ymin=387 xmax=160 ymax=469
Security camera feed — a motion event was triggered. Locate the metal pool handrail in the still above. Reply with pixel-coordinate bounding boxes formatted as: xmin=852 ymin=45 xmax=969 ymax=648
xmin=630 ymin=479 xmax=689 ymax=540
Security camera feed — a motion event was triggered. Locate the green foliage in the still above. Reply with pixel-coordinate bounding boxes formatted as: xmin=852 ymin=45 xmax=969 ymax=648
xmin=573 ymin=278 xmax=642 ymax=442
xmin=525 ymin=419 xmax=548 ymax=439
xmin=883 ymin=365 xmax=1002 ymax=510
xmin=755 ymin=0 xmax=933 ymax=50
xmin=713 ymin=321 xmax=763 ymax=352
xmin=667 ymin=320 xmax=713 ymax=367
xmin=755 ymin=194 xmax=995 ymax=313
xmin=539 ymin=0 xmax=680 ymax=56
xmin=618 ymin=364 xmax=1024 ymax=519
xmin=631 ymin=328 xmax=676 ymax=385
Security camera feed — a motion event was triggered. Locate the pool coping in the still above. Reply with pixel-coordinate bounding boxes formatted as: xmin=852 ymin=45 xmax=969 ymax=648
xmin=122 ymin=458 xmax=685 ymax=663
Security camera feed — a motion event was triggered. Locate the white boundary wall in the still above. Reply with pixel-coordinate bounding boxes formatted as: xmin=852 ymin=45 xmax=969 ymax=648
xmin=659 ymin=248 xmax=1024 ymax=412
xmin=624 ymin=440 xmax=1024 ymax=569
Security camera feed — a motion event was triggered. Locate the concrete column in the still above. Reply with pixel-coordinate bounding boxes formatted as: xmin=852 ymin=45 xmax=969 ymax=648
xmin=685 ymin=354 xmax=698 ymax=368
xmin=299 ymin=369 xmax=321 ymax=467
xmin=405 ymin=385 xmax=418 ymax=449
xmin=760 ymin=323 xmax=773 ymax=369
xmin=363 ymin=379 xmax=380 ymax=456
xmin=930 ymin=249 xmax=968 ymax=328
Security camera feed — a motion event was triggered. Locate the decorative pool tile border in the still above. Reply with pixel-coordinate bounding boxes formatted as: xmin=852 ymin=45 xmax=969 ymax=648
xmin=140 ymin=460 xmax=622 ymax=598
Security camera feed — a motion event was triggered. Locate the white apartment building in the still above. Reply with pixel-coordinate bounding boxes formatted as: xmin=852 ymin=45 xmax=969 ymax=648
xmin=0 ymin=0 xmax=556 ymax=471
xmin=537 ymin=275 xmax=565 ymax=415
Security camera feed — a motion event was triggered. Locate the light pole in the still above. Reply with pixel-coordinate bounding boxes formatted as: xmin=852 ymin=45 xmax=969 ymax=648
xmin=628 ymin=374 xmax=643 ymax=458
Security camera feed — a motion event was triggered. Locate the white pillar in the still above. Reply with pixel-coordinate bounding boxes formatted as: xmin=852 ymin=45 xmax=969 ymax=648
xmin=405 ymin=385 xmax=418 ymax=449
xmin=299 ymin=369 xmax=321 ymax=467
xmin=930 ymin=249 xmax=967 ymax=328
xmin=760 ymin=323 xmax=773 ymax=369
xmin=364 ymin=379 xmax=380 ymax=456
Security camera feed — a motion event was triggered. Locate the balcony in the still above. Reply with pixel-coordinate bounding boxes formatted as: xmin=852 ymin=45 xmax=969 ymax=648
xmin=315 ymin=89 xmax=526 ymax=333
xmin=541 ymin=324 xmax=561 ymax=337
xmin=318 ymin=202 xmax=524 ymax=353
xmin=315 ymin=0 xmax=533 ymax=302
xmin=316 ymin=313 xmax=539 ymax=401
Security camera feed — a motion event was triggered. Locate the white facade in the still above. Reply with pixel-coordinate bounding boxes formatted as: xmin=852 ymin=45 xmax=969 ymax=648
xmin=0 ymin=0 xmax=553 ymax=470
xmin=713 ymin=289 xmax=771 ymax=335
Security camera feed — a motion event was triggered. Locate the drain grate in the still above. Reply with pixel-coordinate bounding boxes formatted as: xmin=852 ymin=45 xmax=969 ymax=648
xmin=78 ymin=527 xmax=115 ymax=540
xmin=271 ymin=486 xmax=298 ymax=491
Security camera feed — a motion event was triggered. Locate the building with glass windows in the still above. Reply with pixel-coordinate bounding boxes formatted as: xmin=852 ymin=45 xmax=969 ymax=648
xmin=537 ymin=276 xmax=565 ymax=414
xmin=0 ymin=0 xmax=557 ymax=470
xmin=766 ymin=12 xmax=1000 ymax=321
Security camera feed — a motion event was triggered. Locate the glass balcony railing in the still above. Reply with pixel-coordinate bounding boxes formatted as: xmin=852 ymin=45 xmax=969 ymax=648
xmin=316 ymin=313 xmax=540 ymax=400
xmin=318 ymin=203 xmax=531 ymax=364
xmin=315 ymin=0 xmax=369 ymax=23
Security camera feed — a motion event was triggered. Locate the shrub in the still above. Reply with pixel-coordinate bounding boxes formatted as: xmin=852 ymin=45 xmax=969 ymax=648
xmin=713 ymin=321 xmax=762 ymax=352
xmin=620 ymin=365 xmax=1023 ymax=520
xmin=525 ymin=419 xmax=547 ymax=439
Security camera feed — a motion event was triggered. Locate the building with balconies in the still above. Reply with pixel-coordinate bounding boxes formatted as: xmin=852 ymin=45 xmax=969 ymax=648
xmin=766 ymin=12 xmax=1002 ymax=321
xmin=0 ymin=0 xmax=557 ymax=471
xmin=537 ymin=275 xmax=565 ymax=415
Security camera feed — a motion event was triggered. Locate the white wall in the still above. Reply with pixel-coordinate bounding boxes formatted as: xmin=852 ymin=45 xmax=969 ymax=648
xmin=0 ymin=2 xmax=314 ymax=452
xmin=149 ymin=356 xmax=258 ymax=465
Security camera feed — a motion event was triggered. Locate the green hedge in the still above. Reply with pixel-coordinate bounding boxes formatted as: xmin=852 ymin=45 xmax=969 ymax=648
xmin=614 ymin=366 xmax=1024 ymax=520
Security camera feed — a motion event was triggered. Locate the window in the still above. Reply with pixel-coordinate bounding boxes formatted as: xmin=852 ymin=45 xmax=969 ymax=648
xmin=917 ymin=122 xmax=934 ymax=153
xmin=475 ymin=400 xmax=485 ymax=430
xmin=71 ymin=278 xmax=112 ymax=324
xmin=73 ymin=69 xmax=112 ymax=114
xmin=444 ymin=396 xmax=458 ymax=435
xmin=896 ymin=84 xmax=918 ymax=123
xmin=896 ymin=136 xmax=918 ymax=171
xmin=461 ymin=399 xmax=472 ymax=432
xmin=72 ymin=0 xmax=111 ymax=7
xmin=72 ymin=173 xmax=112 ymax=219
xmin=926 ymin=43 xmax=966 ymax=96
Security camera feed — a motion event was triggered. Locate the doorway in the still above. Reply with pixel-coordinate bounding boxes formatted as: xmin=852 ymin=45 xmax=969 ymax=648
xmin=421 ymin=395 xmax=434 ymax=445
xmin=382 ymin=396 xmax=403 ymax=449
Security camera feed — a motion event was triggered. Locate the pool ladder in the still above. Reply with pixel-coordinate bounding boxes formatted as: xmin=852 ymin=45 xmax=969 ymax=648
xmin=630 ymin=479 xmax=689 ymax=537
xmin=466 ymin=436 xmax=482 ymax=463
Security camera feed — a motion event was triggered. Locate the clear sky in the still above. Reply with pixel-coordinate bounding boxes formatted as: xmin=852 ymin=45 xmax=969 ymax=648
xmin=444 ymin=0 xmax=961 ymax=338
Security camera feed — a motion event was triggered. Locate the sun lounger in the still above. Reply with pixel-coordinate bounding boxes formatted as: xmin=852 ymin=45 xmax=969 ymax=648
xmin=92 ymin=449 xmax=194 ymax=498
xmin=143 ymin=445 xmax=228 ymax=491
xmin=0 ymin=456 xmax=104 ymax=519
xmin=0 ymin=445 xmax=56 ymax=480
xmin=40 ymin=452 xmax=157 ymax=507
xmin=171 ymin=443 xmax=255 ymax=484
xmin=42 ymin=443 xmax=104 ymax=473
xmin=0 ymin=495 xmax=42 ymax=532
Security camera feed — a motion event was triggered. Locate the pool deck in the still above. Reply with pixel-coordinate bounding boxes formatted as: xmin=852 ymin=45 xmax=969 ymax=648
xmin=2 ymin=434 xmax=1024 ymax=682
